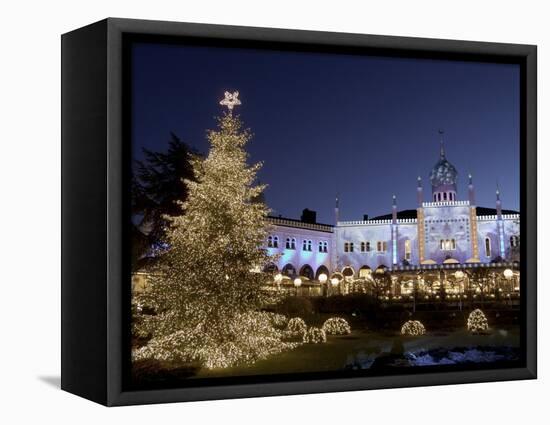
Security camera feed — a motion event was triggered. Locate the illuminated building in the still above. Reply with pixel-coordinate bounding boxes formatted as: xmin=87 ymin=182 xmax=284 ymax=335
xmin=265 ymin=142 xmax=520 ymax=279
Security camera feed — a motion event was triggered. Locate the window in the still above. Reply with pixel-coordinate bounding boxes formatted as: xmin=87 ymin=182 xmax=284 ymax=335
xmin=273 ymin=236 xmax=279 ymax=248
xmin=360 ymin=241 xmax=371 ymax=252
xmin=349 ymin=242 xmax=354 ymax=252
xmin=485 ymin=237 xmax=491 ymax=257
xmin=376 ymin=241 xmax=387 ymax=252
xmin=404 ymin=239 xmax=411 ymax=261
xmin=267 ymin=236 xmax=273 ymax=248
xmin=510 ymin=235 xmax=519 ymax=248
xmin=440 ymin=239 xmax=456 ymax=250
xmin=286 ymin=237 xmax=296 ymax=250
xmin=319 ymin=241 xmax=328 ymax=253
xmin=434 ymin=194 xmax=437 ymax=202
xmin=443 ymin=192 xmax=447 ymax=201
xmin=307 ymin=240 xmax=312 ymax=251
xmin=303 ymin=240 xmax=312 ymax=251
xmin=344 ymin=242 xmax=349 ymax=252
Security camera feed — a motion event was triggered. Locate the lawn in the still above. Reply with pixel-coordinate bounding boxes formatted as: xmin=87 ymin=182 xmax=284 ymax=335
xmin=193 ymin=326 xmax=520 ymax=379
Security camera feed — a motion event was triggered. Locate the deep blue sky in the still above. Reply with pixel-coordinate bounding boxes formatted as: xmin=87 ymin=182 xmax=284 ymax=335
xmin=131 ymin=42 xmax=520 ymax=224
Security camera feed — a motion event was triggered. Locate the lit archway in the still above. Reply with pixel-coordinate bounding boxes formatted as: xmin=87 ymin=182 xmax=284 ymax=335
xmin=299 ymin=264 xmax=314 ymax=280
xmin=359 ymin=265 xmax=372 ymax=279
xmin=342 ymin=266 xmax=355 ymax=278
xmin=315 ymin=265 xmax=330 ymax=280
xmin=263 ymin=263 xmax=278 ymax=273
xmin=282 ymin=263 xmax=296 ymax=277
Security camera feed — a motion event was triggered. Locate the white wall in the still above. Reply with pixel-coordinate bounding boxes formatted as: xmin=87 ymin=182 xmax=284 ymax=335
xmin=1 ymin=1 xmax=547 ymax=424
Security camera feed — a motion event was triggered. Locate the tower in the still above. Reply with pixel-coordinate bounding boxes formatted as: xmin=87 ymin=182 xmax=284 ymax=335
xmin=468 ymin=173 xmax=476 ymax=205
xmin=334 ymin=195 xmax=340 ymax=224
xmin=496 ymin=186 xmax=505 ymax=258
xmin=429 ymin=131 xmax=458 ymax=202
xmin=391 ymin=195 xmax=398 ymax=266
xmin=417 ymin=176 xmax=423 ymax=207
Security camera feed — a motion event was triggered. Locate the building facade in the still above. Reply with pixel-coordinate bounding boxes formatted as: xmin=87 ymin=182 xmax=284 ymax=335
xmin=265 ymin=144 xmax=520 ymax=280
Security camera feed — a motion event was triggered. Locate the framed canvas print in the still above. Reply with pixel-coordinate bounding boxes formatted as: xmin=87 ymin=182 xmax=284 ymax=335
xmin=61 ymin=18 xmax=537 ymax=406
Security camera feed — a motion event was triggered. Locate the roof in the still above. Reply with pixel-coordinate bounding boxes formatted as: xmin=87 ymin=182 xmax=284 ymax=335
xmin=371 ymin=209 xmax=418 ymax=220
xmin=371 ymin=206 xmax=519 ymax=221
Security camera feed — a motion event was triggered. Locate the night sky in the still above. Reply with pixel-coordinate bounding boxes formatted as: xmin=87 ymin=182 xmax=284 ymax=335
xmin=131 ymin=42 xmax=520 ymax=224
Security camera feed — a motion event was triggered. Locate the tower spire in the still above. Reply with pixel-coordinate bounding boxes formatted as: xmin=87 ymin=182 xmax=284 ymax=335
xmin=417 ymin=176 xmax=423 ymax=207
xmin=334 ymin=194 xmax=340 ymax=224
xmin=438 ymin=129 xmax=445 ymax=159
xmin=468 ymin=172 xmax=475 ymax=205
xmin=496 ymin=183 xmax=502 ymax=217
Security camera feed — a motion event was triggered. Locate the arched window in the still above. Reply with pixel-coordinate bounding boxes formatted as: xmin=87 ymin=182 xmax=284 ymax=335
xmin=360 ymin=242 xmax=366 ymax=252
xmin=349 ymin=242 xmax=354 ymax=252
xmin=404 ymin=239 xmax=411 ymax=261
xmin=510 ymin=235 xmax=519 ymax=247
xmin=286 ymin=237 xmax=296 ymax=250
xmin=485 ymin=237 xmax=492 ymax=257
xmin=273 ymin=236 xmax=279 ymax=248
xmin=308 ymin=240 xmax=312 ymax=251
xmin=451 ymin=239 xmax=456 ymax=250
xmin=302 ymin=240 xmax=307 ymax=251
xmin=443 ymin=192 xmax=447 ymax=201
xmin=267 ymin=236 xmax=273 ymax=248
xmin=434 ymin=194 xmax=437 ymax=202
xmin=344 ymin=242 xmax=349 ymax=252
xmin=319 ymin=241 xmax=328 ymax=253
xmin=366 ymin=241 xmax=371 ymax=252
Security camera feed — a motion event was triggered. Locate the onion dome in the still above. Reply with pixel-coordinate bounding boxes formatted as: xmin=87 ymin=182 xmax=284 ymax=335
xmin=429 ymin=136 xmax=458 ymax=201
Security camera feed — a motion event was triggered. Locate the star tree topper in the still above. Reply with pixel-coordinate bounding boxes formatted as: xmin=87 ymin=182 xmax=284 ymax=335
xmin=219 ymin=91 xmax=241 ymax=114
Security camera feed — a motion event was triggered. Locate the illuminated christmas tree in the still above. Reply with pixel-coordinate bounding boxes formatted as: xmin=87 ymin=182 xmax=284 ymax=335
xmin=134 ymin=92 xmax=294 ymax=369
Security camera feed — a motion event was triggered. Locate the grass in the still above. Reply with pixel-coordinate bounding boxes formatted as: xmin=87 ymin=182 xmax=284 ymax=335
xmin=193 ymin=326 xmax=520 ymax=379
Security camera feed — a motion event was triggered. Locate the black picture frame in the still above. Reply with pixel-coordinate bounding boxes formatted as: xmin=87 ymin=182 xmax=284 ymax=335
xmin=61 ymin=17 xmax=537 ymax=406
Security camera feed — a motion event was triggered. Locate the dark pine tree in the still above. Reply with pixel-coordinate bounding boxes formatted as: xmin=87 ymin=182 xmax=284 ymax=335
xmin=132 ymin=132 xmax=199 ymax=269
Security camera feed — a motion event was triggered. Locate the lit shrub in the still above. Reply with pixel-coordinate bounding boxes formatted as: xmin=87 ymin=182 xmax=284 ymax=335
xmin=286 ymin=317 xmax=307 ymax=336
xmin=303 ymin=327 xmax=327 ymax=344
xmin=467 ymin=309 xmax=489 ymax=332
xmin=322 ymin=317 xmax=351 ymax=335
xmin=268 ymin=312 xmax=288 ymax=328
xmin=401 ymin=320 xmax=426 ymax=336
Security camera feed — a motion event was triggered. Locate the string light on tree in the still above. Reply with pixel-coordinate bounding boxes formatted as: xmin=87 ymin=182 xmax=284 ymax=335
xmin=132 ymin=90 xmax=296 ymax=369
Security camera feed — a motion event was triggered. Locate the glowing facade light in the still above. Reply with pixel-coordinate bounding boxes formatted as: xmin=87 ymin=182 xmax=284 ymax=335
xmin=318 ymin=273 xmax=328 ymax=284
xmin=330 ymin=278 xmax=339 ymax=286
xmin=454 ymin=270 xmax=465 ymax=279
xmin=294 ymin=278 xmax=302 ymax=287
xmin=274 ymin=273 xmax=283 ymax=284
xmin=503 ymin=268 xmax=514 ymax=280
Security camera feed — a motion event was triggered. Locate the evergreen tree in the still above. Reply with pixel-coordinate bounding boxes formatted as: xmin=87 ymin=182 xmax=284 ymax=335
xmin=134 ymin=104 xmax=292 ymax=369
xmin=132 ymin=133 xmax=198 ymax=267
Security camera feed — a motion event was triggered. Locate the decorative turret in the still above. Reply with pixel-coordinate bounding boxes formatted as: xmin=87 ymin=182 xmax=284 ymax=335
xmin=392 ymin=194 xmax=397 ymax=224
xmin=429 ymin=130 xmax=458 ymax=202
xmin=417 ymin=176 xmax=423 ymax=207
xmin=334 ymin=195 xmax=340 ymax=224
xmin=496 ymin=186 xmax=502 ymax=218
xmin=468 ymin=173 xmax=476 ymax=205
